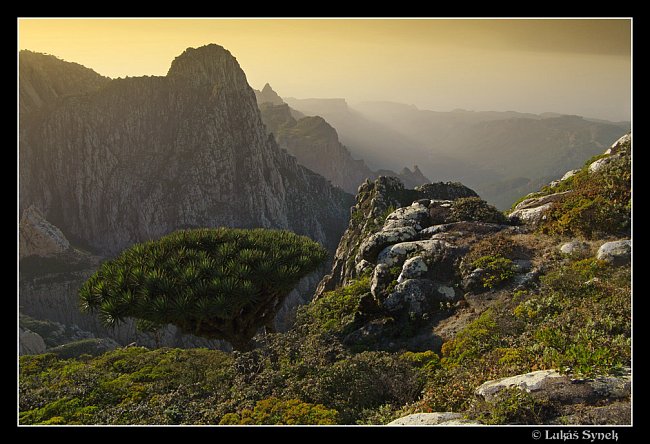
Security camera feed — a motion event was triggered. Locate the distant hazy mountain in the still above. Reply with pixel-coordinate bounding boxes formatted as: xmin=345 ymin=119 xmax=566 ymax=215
xmin=288 ymin=97 xmax=629 ymax=209
xmin=256 ymin=86 xmax=430 ymax=193
xmin=254 ymin=83 xmax=284 ymax=106
xmin=283 ymin=96 xmax=427 ymax=171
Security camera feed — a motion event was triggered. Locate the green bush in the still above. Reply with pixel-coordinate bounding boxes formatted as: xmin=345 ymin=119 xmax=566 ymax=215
xmin=472 ymin=255 xmax=516 ymax=289
xmin=400 ymin=351 xmax=441 ymax=378
xmin=441 ymin=309 xmax=502 ymax=366
xmin=296 ymin=277 xmax=370 ymax=335
xmin=79 ymin=228 xmax=327 ymax=350
xmin=219 ymin=397 xmax=339 ymax=425
xmin=19 ymin=347 xmax=234 ymax=425
xmin=450 ymin=197 xmax=508 ymax=224
xmin=472 ymin=388 xmax=546 ymax=425
xmin=540 ymin=152 xmax=630 ymax=239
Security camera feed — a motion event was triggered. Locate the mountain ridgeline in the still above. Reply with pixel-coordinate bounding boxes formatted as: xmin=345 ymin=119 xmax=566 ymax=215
xmin=255 ymin=84 xmax=430 ymax=194
xmin=286 ymin=98 xmax=629 ymax=209
xmin=19 ymin=46 xmax=352 ymax=256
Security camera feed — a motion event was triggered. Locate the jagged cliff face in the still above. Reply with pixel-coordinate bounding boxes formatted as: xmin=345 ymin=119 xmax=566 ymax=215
xmin=259 ymin=102 xmax=375 ymax=194
xmin=19 ymin=45 xmax=352 ymax=255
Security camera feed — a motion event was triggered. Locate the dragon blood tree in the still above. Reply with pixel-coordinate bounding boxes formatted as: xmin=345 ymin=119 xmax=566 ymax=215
xmin=79 ymin=228 xmax=327 ymax=350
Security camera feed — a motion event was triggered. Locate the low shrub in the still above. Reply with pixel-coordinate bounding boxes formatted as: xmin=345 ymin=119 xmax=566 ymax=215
xmin=219 ymin=397 xmax=339 ymax=425
xmin=471 ymin=255 xmax=516 ymax=289
xmin=450 ymin=197 xmax=508 ymax=224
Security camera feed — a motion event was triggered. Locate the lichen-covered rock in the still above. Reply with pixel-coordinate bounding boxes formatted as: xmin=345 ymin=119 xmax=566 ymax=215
xmin=316 ymin=177 xmax=479 ymax=296
xmin=19 ymin=205 xmax=70 ymax=259
xmin=589 ymin=368 xmax=631 ymax=399
xmin=383 ymin=202 xmax=431 ymax=231
xmin=19 ymin=328 xmax=46 ymax=355
xmin=560 ymin=240 xmax=591 ymax=255
xmin=476 ymin=370 xmax=567 ymax=401
xmin=343 ymin=317 xmax=394 ymax=346
xmin=359 ymin=227 xmax=418 ymax=262
xmin=462 ymin=268 xmax=485 ymax=292
xmin=377 ymin=240 xmax=454 ymax=267
xmin=509 ymin=191 xmax=572 ymax=226
xmin=388 ymin=412 xmax=477 ymax=425
xmin=596 ymin=240 xmax=631 ymax=266
xmin=415 ymin=182 xmax=479 ymax=201
xmin=383 ymin=279 xmax=438 ymax=314
xmin=589 ymin=156 xmax=616 ymax=174
xmin=355 ymin=259 xmax=374 ymax=276
xmin=606 ymin=133 xmax=631 ymax=155
xmin=371 ymin=264 xmax=392 ymax=299
xmin=561 ymin=169 xmax=580 ymax=181
xmin=509 ymin=203 xmax=554 ymax=225
xmin=428 ymin=200 xmax=454 ymax=225
xmin=512 ymin=191 xmax=572 ymax=212
xmin=398 ymin=256 xmax=428 ymax=283
xmin=476 ymin=368 xmax=631 ymax=412
xmin=383 ymin=278 xmax=455 ymax=316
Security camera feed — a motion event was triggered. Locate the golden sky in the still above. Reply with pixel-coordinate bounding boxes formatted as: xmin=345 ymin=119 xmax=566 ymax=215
xmin=18 ymin=18 xmax=631 ymax=121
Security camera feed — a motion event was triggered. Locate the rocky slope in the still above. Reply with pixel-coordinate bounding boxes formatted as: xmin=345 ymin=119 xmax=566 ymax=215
xmin=314 ymin=177 xmax=479 ymax=298
xmin=20 ymin=46 xmax=352 ymax=255
xmin=257 ymin=86 xmax=430 ymax=193
xmin=307 ymin=134 xmax=630 ymax=423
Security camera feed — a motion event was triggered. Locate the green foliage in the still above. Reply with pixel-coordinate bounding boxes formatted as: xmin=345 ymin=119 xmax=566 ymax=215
xmin=441 ymin=309 xmax=503 ymax=367
xmin=296 ymin=277 xmax=370 ymax=335
xmin=20 ymin=329 xmax=424 ymax=425
xmin=539 ymin=153 xmax=630 ymax=239
xmin=450 ymin=197 xmax=508 ymax=224
xmin=400 ymin=351 xmax=441 ymax=377
xmin=420 ymin=252 xmax=629 ymax=414
xmin=79 ymin=228 xmax=327 ymax=350
xmin=472 ymin=388 xmax=546 ymax=425
xmin=381 ymin=205 xmax=397 ymax=221
xmin=351 ymin=209 xmax=365 ymax=226
xmin=219 ymin=397 xmax=338 ymax=425
xmin=472 ymin=255 xmax=516 ymax=289
xmin=521 ymin=259 xmax=630 ymax=376
xmin=20 ymin=347 xmax=234 ymax=425
xmin=510 ymin=191 xmax=545 ymax=212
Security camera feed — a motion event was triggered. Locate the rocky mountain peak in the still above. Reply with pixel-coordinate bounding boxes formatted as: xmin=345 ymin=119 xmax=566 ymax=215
xmin=166 ymin=44 xmax=249 ymax=91
xmin=20 ymin=45 xmax=352 ymax=255
xmin=256 ymin=83 xmax=284 ymax=105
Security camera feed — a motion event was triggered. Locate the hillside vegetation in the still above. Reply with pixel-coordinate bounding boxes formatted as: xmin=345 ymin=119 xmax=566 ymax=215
xmin=19 ymin=134 xmax=631 ymax=425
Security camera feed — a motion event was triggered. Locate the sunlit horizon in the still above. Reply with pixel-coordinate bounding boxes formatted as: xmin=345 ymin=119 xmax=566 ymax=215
xmin=18 ymin=18 xmax=632 ymax=121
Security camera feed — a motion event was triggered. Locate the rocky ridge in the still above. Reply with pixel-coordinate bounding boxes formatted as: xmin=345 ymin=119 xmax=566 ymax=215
xmin=20 ymin=46 xmax=352 ymax=255
xmin=315 ymin=177 xmax=479 ymax=298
